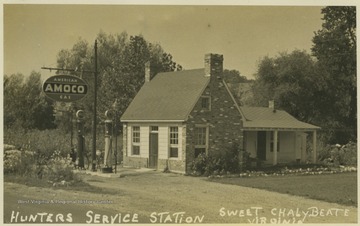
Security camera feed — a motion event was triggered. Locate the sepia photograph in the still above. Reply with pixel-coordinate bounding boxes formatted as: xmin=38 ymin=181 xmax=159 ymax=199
xmin=2 ymin=1 xmax=358 ymax=224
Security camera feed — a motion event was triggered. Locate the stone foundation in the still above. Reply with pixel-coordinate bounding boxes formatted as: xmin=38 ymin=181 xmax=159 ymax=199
xmin=123 ymin=156 xmax=148 ymax=168
xmin=158 ymin=159 xmax=186 ymax=173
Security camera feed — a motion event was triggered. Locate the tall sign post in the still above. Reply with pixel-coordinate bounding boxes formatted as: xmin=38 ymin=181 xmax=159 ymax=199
xmin=42 ymin=39 xmax=98 ymax=172
xmin=92 ymin=40 xmax=98 ymax=172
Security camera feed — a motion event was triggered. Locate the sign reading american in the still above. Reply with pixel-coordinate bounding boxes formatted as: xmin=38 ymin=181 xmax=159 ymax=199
xmin=43 ymin=74 xmax=88 ymax=102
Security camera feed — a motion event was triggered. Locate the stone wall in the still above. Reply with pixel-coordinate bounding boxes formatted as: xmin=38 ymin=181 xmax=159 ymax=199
xmin=185 ymin=54 xmax=244 ymax=173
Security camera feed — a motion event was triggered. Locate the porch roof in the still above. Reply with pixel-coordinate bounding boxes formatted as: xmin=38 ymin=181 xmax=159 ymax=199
xmin=240 ymin=107 xmax=320 ymax=131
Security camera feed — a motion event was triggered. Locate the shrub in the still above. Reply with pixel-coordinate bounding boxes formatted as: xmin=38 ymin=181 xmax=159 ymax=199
xmin=46 ymin=157 xmax=80 ymax=184
xmin=191 ymin=144 xmax=241 ymax=176
xmin=4 ymin=150 xmax=21 ymax=174
xmin=4 ymin=149 xmax=34 ymax=175
xmin=318 ymin=141 xmax=357 ymax=166
xmin=4 ymin=127 xmax=82 ymax=185
xmin=191 ymin=152 xmax=209 ymax=175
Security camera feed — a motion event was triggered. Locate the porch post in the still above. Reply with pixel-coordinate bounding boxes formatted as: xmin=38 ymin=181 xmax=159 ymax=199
xmin=273 ymin=130 xmax=278 ymax=165
xmin=312 ymin=130 xmax=317 ymax=163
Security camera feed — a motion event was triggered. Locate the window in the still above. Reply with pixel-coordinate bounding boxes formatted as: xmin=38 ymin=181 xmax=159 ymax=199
xmin=150 ymin=126 xmax=158 ymax=132
xmin=170 ymin=127 xmax=178 ymax=145
xmin=170 ymin=148 xmax=178 ymax=158
xmin=270 ymin=131 xmax=280 ymax=152
xmin=132 ymin=126 xmax=140 ymax=155
xmin=201 ymin=96 xmax=211 ymax=110
xmin=195 ymin=127 xmax=207 ymax=145
xmin=194 ymin=126 xmax=208 ymax=157
xmin=169 ymin=127 xmax=178 ymax=158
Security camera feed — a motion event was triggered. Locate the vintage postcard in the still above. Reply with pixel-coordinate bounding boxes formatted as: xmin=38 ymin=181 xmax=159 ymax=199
xmin=2 ymin=0 xmax=358 ymax=224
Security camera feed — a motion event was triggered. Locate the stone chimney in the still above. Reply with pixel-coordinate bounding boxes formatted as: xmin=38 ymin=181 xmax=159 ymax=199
xmin=269 ymin=100 xmax=276 ymax=112
xmin=145 ymin=61 xmax=151 ymax=82
xmin=204 ymin=53 xmax=223 ymax=78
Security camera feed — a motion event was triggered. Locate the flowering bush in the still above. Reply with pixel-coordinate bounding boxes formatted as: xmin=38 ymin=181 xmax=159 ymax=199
xmin=205 ymin=165 xmax=357 ymax=179
xmin=4 ymin=149 xmax=21 ymax=174
xmin=4 ymin=149 xmax=34 ymax=175
xmin=46 ymin=151 xmax=79 ymax=183
xmin=4 ymin=127 xmax=82 ymax=185
xmin=318 ymin=141 xmax=357 ymax=166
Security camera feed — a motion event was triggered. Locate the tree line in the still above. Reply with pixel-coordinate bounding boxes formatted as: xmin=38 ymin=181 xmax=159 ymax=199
xmin=251 ymin=6 xmax=356 ymax=144
xmin=4 ymin=6 xmax=356 ymax=145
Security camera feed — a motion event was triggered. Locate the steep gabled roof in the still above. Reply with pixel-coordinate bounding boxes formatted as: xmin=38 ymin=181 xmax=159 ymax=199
xmin=240 ymin=107 xmax=320 ymax=130
xmin=121 ymin=69 xmax=209 ymax=122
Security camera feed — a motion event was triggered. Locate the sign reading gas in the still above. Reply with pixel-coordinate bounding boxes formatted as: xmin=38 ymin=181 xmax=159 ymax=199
xmin=43 ymin=74 xmax=88 ymax=102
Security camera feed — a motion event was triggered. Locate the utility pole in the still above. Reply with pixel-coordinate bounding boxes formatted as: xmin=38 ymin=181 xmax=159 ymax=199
xmin=92 ymin=40 xmax=98 ymax=172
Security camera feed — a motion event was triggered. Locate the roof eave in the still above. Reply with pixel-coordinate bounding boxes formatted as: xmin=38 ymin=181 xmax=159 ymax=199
xmin=242 ymin=127 xmax=320 ymax=131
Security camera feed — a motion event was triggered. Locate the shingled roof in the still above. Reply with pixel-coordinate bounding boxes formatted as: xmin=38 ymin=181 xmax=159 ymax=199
xmin=121 ymin=69 xmax=209 ymax=122
xmin=240 ymin=107 xmax=320 ymax=130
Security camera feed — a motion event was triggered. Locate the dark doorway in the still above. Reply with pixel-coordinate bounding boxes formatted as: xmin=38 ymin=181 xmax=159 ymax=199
xmin=149 ymin=132 xmax=158 ymax=168
xmin=257 ymin=131 xmax=266 ymax=161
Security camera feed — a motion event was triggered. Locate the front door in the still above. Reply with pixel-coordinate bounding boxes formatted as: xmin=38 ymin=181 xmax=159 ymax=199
xmin=257 ymin=131 xmax=266 ymax=161
xmin=149 ymin=131 xmax=158 ymax=169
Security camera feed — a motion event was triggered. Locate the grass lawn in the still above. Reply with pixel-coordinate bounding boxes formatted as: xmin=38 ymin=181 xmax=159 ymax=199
xmin=209 ymin=172 xmax=357 ymax=207
xmin=4 ymin=174 xmax=117 ymax=195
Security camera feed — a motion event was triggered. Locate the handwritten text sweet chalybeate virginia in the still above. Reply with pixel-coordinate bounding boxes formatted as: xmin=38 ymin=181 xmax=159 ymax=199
xmin=10 ymin=206 xmax=351 ymax=223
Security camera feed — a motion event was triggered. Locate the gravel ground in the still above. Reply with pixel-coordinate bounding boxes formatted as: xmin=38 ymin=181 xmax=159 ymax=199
xmin=4 ymin=169 xmax=358 ymax=224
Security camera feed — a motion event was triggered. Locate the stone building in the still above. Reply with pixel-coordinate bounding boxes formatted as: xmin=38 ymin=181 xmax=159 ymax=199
xmin=121 ymin=54 xmax=243 ymax=173
xmin=120 ymin=53 xmax=320 ymax=173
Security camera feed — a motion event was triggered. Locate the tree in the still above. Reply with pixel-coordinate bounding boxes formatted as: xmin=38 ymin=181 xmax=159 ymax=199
xmin=223 ymin=69 xmax=251 ymax=84
xmin=4 ymin=72 xmax=55 ymax=130
xmin=55 ymin=31 xmax=182 ymax=133
xmin=312 ymin=6 xmax=356 ymax=143
xmin=4 ymin=73 xmax=25 ymax=128
xmin=251 ymin=50 xmax=326 ymax=124
xmin=223 ymin=69 xmax=253 ymax=106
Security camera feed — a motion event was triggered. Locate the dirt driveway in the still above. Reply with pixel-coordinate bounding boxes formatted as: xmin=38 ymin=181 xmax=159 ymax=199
xmin=4 ymin=168 xmax=357 ymax=223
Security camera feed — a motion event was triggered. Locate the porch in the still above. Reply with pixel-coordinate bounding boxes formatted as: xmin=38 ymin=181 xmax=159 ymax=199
xmin=243 ymin=128 xmax=318 ymax=165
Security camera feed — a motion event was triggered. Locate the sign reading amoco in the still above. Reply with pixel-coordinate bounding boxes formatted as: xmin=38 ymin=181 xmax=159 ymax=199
xmin=43 ymin=74 xmax=88 ymax=102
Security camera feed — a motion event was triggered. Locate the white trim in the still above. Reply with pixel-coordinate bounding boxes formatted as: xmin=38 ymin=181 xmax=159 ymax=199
xmin=222 ymin=80 xmax=246 ymax=120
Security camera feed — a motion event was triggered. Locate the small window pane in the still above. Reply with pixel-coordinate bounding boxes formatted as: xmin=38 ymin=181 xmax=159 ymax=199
xmin=170 ymin=127 xmax=178 ymax=145
xmin=195 ymin=127 xmax=206 ymax=145
xmin=170 ymin=147 xmax=178 ymax=158
xmin=132 ymin=126 xmax=140 ymax=143
xmin=270 ymin=132 xmax=280 ymax=152
xmin=151 ymin=126 xmax=158 ymax=132
xmin=201 ymin=97 xmax=210 ymax=110
xmin=132 ymin=145 xmax=140 ymax=155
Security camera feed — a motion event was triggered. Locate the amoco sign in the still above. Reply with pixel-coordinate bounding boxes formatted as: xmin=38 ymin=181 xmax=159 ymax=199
xmin=43 ymin=74 xmax=88 ymax=102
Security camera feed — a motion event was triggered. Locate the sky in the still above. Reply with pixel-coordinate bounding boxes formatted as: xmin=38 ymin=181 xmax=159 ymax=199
xmin=3 ymin=3 xmax=325 ymax=80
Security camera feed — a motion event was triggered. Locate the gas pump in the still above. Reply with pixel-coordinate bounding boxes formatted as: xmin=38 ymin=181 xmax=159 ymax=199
xmin=76 ymin=110 xmax=85 ymax=169
xmin=102 ymin=110 xmax=113 ymax=173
